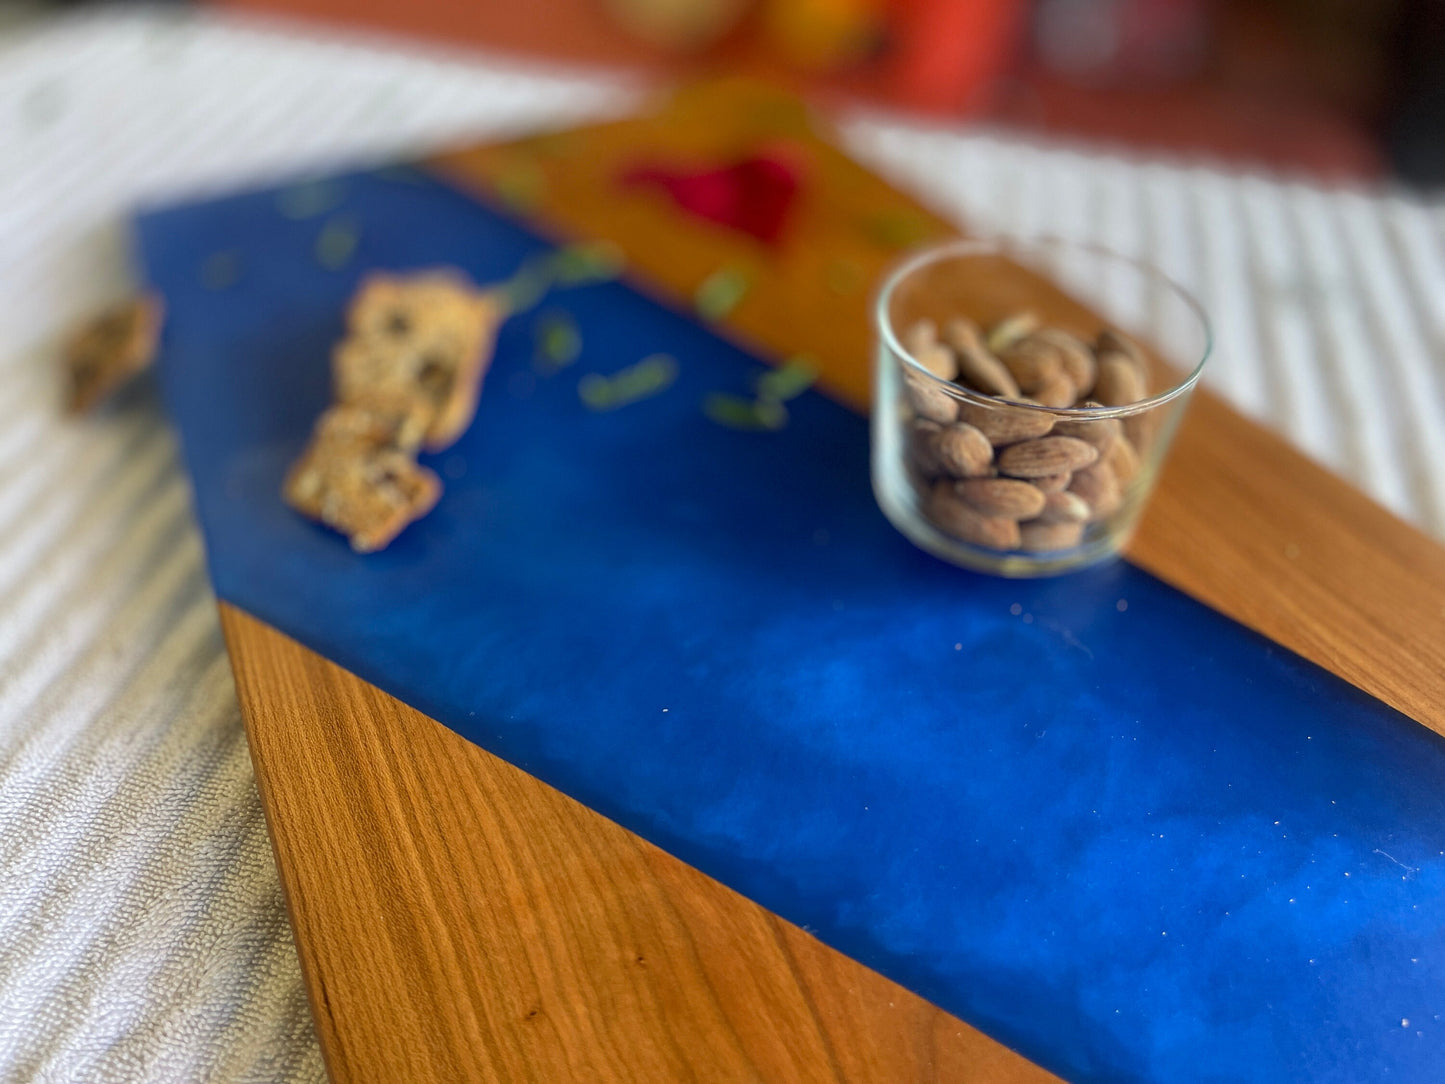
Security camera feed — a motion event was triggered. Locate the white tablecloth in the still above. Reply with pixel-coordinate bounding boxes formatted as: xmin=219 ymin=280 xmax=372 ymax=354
xmin=1 ymin=8 xmax=1440 ymax=1081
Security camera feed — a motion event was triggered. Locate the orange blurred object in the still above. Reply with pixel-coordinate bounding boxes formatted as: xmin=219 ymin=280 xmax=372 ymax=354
xmin=886 ymin=0 xmax=1028 ymax=113
xmin=218 ymin=0 xmax=1024 ymax=114
xmin=602 ymin=0 xmax=754 ymax=53
xmin=759 ymin=0 xmax=887 ymax=73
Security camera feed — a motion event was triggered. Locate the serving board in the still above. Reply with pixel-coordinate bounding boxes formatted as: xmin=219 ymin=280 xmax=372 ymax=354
xmin=137 ymin=81 xmax=1445 ymax=1082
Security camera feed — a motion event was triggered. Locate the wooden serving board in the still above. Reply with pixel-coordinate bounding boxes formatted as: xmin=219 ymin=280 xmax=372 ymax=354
xmin=144 ymin=81 xmax=1445 ymax=1082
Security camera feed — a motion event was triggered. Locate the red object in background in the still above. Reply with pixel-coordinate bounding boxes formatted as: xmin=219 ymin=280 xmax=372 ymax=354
xmin=622 ymin=148 xmax=806 ymax=245
xmin=886 ymin=0 xmax=1028 ymax=113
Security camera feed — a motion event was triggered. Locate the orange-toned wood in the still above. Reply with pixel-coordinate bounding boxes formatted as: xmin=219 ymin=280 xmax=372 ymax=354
xmin=1132 ymin=391 xmax=1445 ymax=734
xmin=431 ymin=78 xmax=955 ymax=414
xmin=221 ymin=603 xmax=1058 ymax=1084
xmin=218 ymin=80 xmax=1445 ymax=1084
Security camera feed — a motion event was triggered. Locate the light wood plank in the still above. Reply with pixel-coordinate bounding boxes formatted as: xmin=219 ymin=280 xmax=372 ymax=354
xmin=1132 ymin=390 xmax=1445 ymax=733
xmin=222 ymin=603 xmax=1057 ymax=1084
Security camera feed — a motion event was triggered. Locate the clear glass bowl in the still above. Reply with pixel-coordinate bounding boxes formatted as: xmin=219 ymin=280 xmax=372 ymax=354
xmin=872 ymin=237 xmax=1211 ymax=577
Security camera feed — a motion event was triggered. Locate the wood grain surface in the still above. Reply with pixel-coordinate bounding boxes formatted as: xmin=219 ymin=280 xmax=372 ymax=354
xmin=1134 ymin=391 xmax=1445 ymax=734
xmin=217 ymin=81 xmax=1445 ymax=1083
xmin=221 ymin=603 xmax=1058 ymax=1084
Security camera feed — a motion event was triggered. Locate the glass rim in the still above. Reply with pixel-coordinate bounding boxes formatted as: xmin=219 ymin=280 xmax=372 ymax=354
xmin=872 ymin=236 xmax=1213 ymax=420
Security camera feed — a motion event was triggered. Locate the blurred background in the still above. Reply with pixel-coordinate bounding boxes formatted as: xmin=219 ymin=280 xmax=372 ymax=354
xmin=10 ymin=0 xmax=1441 ymax=187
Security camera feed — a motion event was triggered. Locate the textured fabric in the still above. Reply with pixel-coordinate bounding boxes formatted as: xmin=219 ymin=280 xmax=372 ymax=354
xmin=0 ymin=7 xmax=1441 ymax=1082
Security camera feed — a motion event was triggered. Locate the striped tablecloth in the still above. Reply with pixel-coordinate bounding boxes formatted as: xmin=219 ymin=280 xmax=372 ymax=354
xmin=0 ymin=9 xmax=1440 ymax=1080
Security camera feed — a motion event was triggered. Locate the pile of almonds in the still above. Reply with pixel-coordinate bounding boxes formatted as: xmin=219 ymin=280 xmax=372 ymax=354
xmin=900 ymin=312 xmax=1152 ymax=554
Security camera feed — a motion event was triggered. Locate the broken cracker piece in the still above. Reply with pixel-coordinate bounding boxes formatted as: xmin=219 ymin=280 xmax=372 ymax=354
xmin=64 ymin=294 xmax=164 ymax=413
xmin=283 ymin=398 xmax=442 ymax=552
xmin=310 ymin=389 xmax=434 ymax=456
xmin=344 ymin=269 xmax=483 ymax=344
xmin=335 ymin=274 xmax=505 ymax=451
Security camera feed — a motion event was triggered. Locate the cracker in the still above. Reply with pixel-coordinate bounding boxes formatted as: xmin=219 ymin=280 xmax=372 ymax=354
xmin=336 ymin=271 xmax=504 ymax=451
xmin=344 ymin=270 xmax=477 ymax=339
xmin=283 ymin=396 xmax=442 ymax=552
xmin=64 ymin=294 xmax=164 ymax=413
xmin=309 ymin=388 xmax=433 ymax=456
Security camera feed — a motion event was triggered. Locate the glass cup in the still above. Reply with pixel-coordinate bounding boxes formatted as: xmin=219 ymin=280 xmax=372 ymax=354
xmin=872 ymin=237 xmax=1211 ymax=577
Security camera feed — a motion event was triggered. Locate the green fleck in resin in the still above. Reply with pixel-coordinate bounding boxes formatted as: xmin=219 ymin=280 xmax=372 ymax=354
xmin=277 ymin=179 xmax=346 ymax=220
xmin=695 ymin=267 xmax=752 ymax=321
xmin=579 ymin=355 xmax=678 ymax=412
xmin=500 ymin=258 xmax=552 ymax=314
xmin=863 ymin=209 xmax=931 ymax=249
xmin=550 ymin=241 xmax=626 ymax=286
xmin=493 ymin=158 xmax=545 ymax=212
xmin=315 ymin=216 xmax=361 ymax=269
xmin=534 ymin=311 xmax=582 ymax=371
xmin=200 ymin=250 xmax=241 ymax=290
xmin=704 ymin=393 xmax=789 ymax=431
xmin=756 ymin=356 xmax=818 ymax=403
xmin=500 ymin=242 xmax=627 ymax=316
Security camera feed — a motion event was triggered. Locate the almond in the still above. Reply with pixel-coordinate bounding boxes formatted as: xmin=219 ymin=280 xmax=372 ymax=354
xmin=903 ymin=318 xmax=937 ymax=355
xmin=1033 ymin=472 xmax=1072 ymax=493
xmin=1035 ymin=329 xmax=1096 ymax=394
xmin=956 ymin=400 xmax=1054 ymax=445
xmin=914 ymin=342 xmax=958 ymax=381
xmin=1069 ymin=461 xmax=1123 ymax=521
xmin=985 ymin=311 xmax=1039 ymax=354
xmin=1000 ymin=338 xmax=1063 ymax=394
xmin=908 ymin=418 xmax=944 ymax=476
xmin=1094 ymin=328 xmax=1150 ymax=397
xmin=1107 ymin=434 xmax=1142 ymax=485
xmin=953 ymin=477 xmax=1047 ymax=519
xmin=943 ymin=319 xmax=1021 ymax=398
xmin=935 ymin=422 xmax=994 ymax=477
xmin=1031 ymin=369 xmax=1077 ymax=408
xmin=1053 ymin=411 xmax=1121 ymax=454
xmin=1097 ymin=327 xmax=1147 ymax=370
xmin=929 ymin=484 xmax=1021 ymax=550
xmin=940 ymin=316 xmax=985 ymax=353
xmin=997 ymin=435 xmax=1099 ymax=478
xmin=1092 ymin=354 xmax=1146 ymax=406
xmin=1033 ymin=489 xmax=1091 ymax=524
xmin=904 ymin=371 xmax=958 ymax=425
xmin=1019 ymin=520 xmax=1084 ymax=552
xmin=958 ymin=353 xmax=1022 ymax=399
